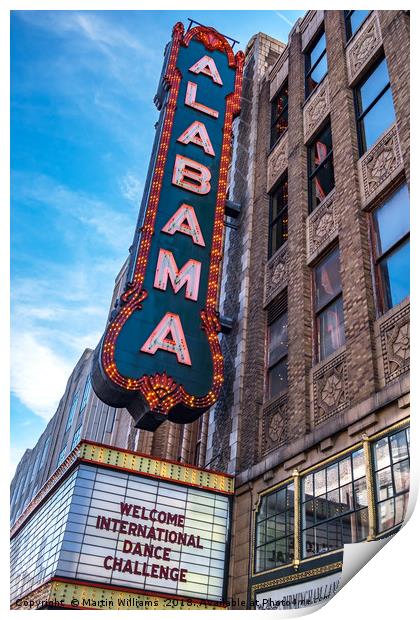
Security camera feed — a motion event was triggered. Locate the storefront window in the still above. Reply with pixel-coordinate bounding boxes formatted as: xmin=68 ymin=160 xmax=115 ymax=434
xmin=255 ymin=482 xmax=295 ymax=572
xmin=308 ymin=122 xmax=334 ymax=212
xmin=355 ymin=56 xmax=395 ymax=153
xmin=344 ymin=10 xmax=370 ymax=40
xmin=271 ymin=81 xmax=288 ymax=146
xmin=314 ymin=247 xmax=345 ymax=361
xmin=301 ymin=448 xmax=368 ymax=558
xmin=269 ymin=176 xmax=288 ymax=257
xmin=373 ymin=427 xmax=410 ymax=533
xmin=372 ymin=184 xmax=410 ymax=313
xmin=305 ymin=29 xmax=328 ymax=97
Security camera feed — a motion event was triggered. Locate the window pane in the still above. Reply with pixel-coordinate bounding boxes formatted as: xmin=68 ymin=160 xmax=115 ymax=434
xmin=304 ymin=475 xmax=314 ymax=500
xmin=309 ymin=32 xmax=326 ymax=67
xmin=395 ymin=493 xmax=409 ymax=526
xmin=315 ymin=247 xmax=341 ymax=310
xmin=268 ymin=358 xmax=288 ymax=398
xmin=376 ymin=467 xmax=393 ymax=501
xmin=354 ymin=478 xmax=368 ymax=508
xmin=374 ymin=185 xmax=410 ymax=256
xmin=378 ymin=498 xmax=395 ymax=532
xmin=314 ymin=469 xmax=326 ymax=497
xmin=310 ymin=157 xmax=335 ymax=210
xmin=374 ymin=437 xmax=390 ymax=470
xmin=310 ymin=124 xmax=333 ymax=170
xmin=380 ymin=240 xmax=410 ymax=308
xmin=339 ymin=457 xmax=352 ymax=486
xmin=360 ymin=87 xmax=395 ymax=150
xmin=303 ymin=528 xmax=316 ymax=557
xmin=308 ymin=55 xmax=328 ymax=93
xmin=326 ymin=464 xmax=339 ymax=491
xmin=318 ymin=296 xmax=345 ymax=360
xmin=340 ymin=482 xmax=353 ymax=512
xmin=268 ymin=312 xmax=288 ymax=365
xmin=352 ymin=448 xmax=366 ymax=481
xmin=270 ymin=212 xmax=288 ymax=255
xmin=393 ymin=459 xmax=410 ymax=494
xmin=348 ymin=10 xmax=370 ymax=37
xmin=359 ymin=58 xmax=391 ymax=113
xmin=271 ymin=180 xmax=288 ymax=220
xmin=390 ymin=430 xmax=409 ymax=464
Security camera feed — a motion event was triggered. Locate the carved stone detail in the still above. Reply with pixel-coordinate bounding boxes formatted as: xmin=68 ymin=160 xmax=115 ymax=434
xmin=346 ymin=12 xmax=382 ymax=84
xmin=303 ymin=77 xmax=330 ymax=143
xmin=261 ymin=393 xmax=288 ymax=456
xmin=307 ymin=192 xmax=337 ymax=259
xmin=380 ymin=304 xmax=410 ymax=384
xmin=264 ymin=244 xmax=288 ymax=307
xmin=313 ymin=351 xmax=349 ymax=425
xmin=267 ymin=132 xmax=288 ymax=191
xmin=358 ymin=124 xmax=403 ymax=206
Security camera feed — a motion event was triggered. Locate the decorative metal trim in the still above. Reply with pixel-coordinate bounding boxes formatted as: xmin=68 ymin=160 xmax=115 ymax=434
xmin=250 ymin=562 xmax=342 ymax=601
xmin=363 ymin=434 xmax=377 ymax=541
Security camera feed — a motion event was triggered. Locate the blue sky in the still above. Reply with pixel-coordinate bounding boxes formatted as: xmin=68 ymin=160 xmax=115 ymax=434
xmin=10 ymin=9 xmax=305 ymax=474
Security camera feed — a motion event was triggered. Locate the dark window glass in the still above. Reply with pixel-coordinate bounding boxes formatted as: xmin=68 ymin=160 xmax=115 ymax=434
xmin=267 ymin=310 xmax=288 ymax=399
xmin=271 ymin=81 xmax=288 ymax=146
xmin=308 ymin=123 xmax=334 ymax=212
xmin=79 ymin=375 xmax=92 ymax=415
xmin=373 ymin=427 xmax=410 ymax=533
xmin=269 ymin=177 xmax=288 ymax=257
xmin=65 ymin=391 xmax=79 ymax=432
xmin=302 ymin=448 xmax=367 ymax=558
xmin=305 ymin=29 xmax=328 ymax=97
xmin=344 ymin=10 xmax=370 ymax=40
xmin=355 ymin=57 xmax=396 ymax=153
xmin=372 ymin=184 xmax=410 ymax=312
xmin=314 ymin=247 xmax=345 ymax=360
xmin=255 ymin=483 xmax=295 ymax=572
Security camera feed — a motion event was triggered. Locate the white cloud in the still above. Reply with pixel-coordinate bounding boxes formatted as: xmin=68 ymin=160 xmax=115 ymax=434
xmin=120 ymin=172 xmax=143 ymax=204
xmin=275 ymin=12 xmax=294 ymax=27
xmin=11 ymin=333 xmax=73 ymax=421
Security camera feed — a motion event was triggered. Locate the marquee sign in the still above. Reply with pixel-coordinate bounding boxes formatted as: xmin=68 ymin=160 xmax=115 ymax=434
xmin=92 ymin=22 xmax=244 ymax=430
xmin=10 ymin=443 xmax=233 ymax=607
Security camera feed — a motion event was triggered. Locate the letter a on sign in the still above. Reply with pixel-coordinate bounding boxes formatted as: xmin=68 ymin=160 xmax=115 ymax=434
xmin=189 ymin=55 xmax=223 ymax=85
xmin=162 ymin=204 xmax=205 ymax=246
xmin=177 ymin=121 xmax=215 ymax=156
xmin=141 ymin=312 xmax=192 ymax=366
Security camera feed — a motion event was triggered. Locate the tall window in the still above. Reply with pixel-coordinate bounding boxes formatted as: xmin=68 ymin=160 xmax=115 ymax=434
xmin=344 ymin=10 xmax=370 ymax=40
xmin=373 ymin=427 xmax=410 ymax=534
xmin=305 ymin=28 xmax=328 ymax=97
xmin=372 ymin=184 xmax=409 ymax=313
xmin=355 ymin=56 xmax=396 ymax=154
xmin=270 ymin=81 xmax=288 ymax=147
xmin=308 ymin=122 xmax=334 ymax=212
xmin=269 ymin=176 xmax=288 ymax=257
xmin=302 ymin=448 xmax=368 ymax=558
xmin=65 ymin=390 xmax=79 ymax=432
xmin=57 ymin=444 xmax=68 ymax=468
xmin=79 ymin=375 xmax=92 ymax=415
xmin=314 ymin=247 xmax=345 ymax=361
xmin=255 ymin=482 xmax=295 ymax=572
xmin=266 ymin=294 xmax=288 ymax=400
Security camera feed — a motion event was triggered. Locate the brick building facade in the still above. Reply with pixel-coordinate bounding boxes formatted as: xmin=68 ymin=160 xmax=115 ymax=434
xmin=11 ymin=10 xmax=409 ymax=610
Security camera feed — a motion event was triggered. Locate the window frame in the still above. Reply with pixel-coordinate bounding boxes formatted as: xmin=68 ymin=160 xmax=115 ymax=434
xmin=254 ymin=481 xmax=295 ymax=573
xmin=307 ymin=120 xmax=334 ymax=213
xmin=268 ymin=174 xmax=288 ymax=258
xmin=369 ymin=183 xmax=410 ymax=315
xmin=344 ymin=10 xmax=371 ymax=41
xmin=371 ymin=426 xmax=410 ymax=535
xmin=270 ymin=80 xmax=288 ymax=148
xmin=305 ymin=27 xmax=328 ymax=99
xmin=301 ymin=447 xmax=369 ymax=559
xmin=354 ymin=55 xmax=393 ymax=155
xmin=266 ymin=294 xmax=288 ymax=401
xmin=312 ymin=245 xmax=345 ymax=362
